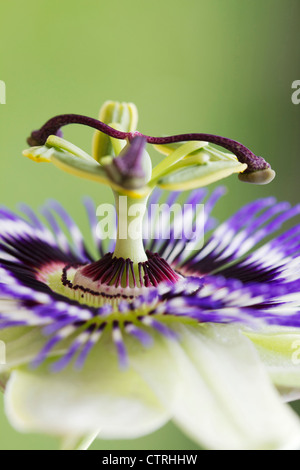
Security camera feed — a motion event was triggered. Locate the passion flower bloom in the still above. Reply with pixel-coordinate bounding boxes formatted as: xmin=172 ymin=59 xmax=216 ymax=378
xmin=1 ymin=101 xmax=300 ymax=450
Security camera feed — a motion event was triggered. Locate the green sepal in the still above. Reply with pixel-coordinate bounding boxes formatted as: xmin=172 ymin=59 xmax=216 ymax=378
xmin=151 ymin=143 xmax=248 ymax=190
xmin=23 ymin=138 xmax=110 ymax=186
xmin=23 ymin=136 xmax=152 ymax=198
xmin=46 ymin=135 xmax=96 ymax=162
xmin=23 ymin=145 xmax=54 ymax=163
xmin=23 ymin=136 xmax=96 ymax=164
xmin=157 ymin=160 xmax=247 ymax=191
xmin=23 ymin=138 xmax=110 ymax=184
xmin=50 ymin=148 xmax=150 ymax=197
xmin=153 ymin=141 xmax=185 ymax=156
xmin=151 ymin=141 xmax=208 ymax=182
xmin=50 ymin=150 xmax=110 ymax=185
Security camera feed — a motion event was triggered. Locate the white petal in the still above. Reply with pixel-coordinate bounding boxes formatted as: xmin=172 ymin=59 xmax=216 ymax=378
xmin=0 ymin=327 xmax=51 ymax=372
xmin=5 ymin=323 xmax=300 ymax=449
xmin=4 ymin=335 xmax=170 ymax=439
xmin=131 ymin=324 xmax=300 ymax=450
xmin=245 ymin=326 xmax=300 ymax=391
xmin=278 ymin=387 xmax=300 ymax=403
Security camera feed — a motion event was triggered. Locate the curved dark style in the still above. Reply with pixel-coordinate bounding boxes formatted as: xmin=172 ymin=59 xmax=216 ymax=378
xmin=27 ymin=113 xmax=272 ymax=175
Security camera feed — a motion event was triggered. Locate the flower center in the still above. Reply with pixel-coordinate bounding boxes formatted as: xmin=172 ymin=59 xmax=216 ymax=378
xmin=74 ymin=250 xmax=181 ymax=290
xmin=45 ymin=251 xmax=182 ymax=308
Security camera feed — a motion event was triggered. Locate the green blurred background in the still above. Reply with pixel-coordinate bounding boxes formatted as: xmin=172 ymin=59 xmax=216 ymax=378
xmin=0 ymin=0 xmax=299 ymax=450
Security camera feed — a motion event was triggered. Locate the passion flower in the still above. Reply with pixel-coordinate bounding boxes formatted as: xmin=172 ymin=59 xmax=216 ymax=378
xmin=0 ymin=101 xmax=299 ymax=451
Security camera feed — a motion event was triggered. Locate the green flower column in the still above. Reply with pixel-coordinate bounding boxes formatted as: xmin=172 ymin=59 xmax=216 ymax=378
xmin=113 ymin=192 xmax=149 ymax=264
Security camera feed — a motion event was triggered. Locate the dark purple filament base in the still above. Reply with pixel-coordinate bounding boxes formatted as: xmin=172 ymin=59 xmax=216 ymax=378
xmin=77 ymin=251 xmax=181 ymax=290
xmin=27 ymin=114 xmax=270 ymax=173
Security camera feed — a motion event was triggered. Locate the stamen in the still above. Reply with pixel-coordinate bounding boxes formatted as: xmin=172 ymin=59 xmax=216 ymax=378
xmin=27 ymin=114 xmax=274 ymax=182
